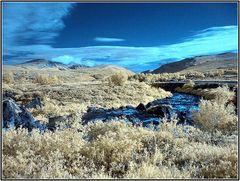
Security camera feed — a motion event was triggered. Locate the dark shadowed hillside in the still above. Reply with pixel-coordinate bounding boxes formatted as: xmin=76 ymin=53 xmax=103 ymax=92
xmin=152 ymin=52 xmax=237 ymax=73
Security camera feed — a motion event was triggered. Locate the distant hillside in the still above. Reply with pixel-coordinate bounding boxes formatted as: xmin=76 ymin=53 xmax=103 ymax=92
xmin=152 ymin=52 xmax=237 ymax=74
xmin=19 ymin=59 xmax=89 ymax=69
xmin=90 ymin=64 xmax=134 ymax=76
xmin=4 ymin=61 xmax=134 ymax=83
xmin=7 ymin=59 xmax=133 ymax=77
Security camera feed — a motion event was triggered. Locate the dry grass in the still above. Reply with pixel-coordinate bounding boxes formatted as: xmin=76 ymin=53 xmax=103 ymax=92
xmin=3 ymin=119 xmax=237 ymax=179
xmin=129 ymin=69 xmax=237 ymax=84
xmin=7 ymin=80 xmax=172 ymax=109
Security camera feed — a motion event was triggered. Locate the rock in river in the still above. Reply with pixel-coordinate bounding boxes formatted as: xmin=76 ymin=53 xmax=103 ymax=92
xmin=136 ymin=103 xmax=146 ymax=111
xmin=146 ymin=104 xmax=173 ymax=119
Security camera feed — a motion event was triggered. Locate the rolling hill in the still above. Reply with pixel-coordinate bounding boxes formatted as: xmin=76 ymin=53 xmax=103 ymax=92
xmin=151 ymin=52 xmax=237 ymax=74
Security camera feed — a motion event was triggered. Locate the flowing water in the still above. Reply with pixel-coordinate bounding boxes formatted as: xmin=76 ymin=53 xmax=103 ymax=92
xmin=83 ymin=93 xmax=201 ymax=127
xmin=152 ymin=92 xmax=200 ymax=118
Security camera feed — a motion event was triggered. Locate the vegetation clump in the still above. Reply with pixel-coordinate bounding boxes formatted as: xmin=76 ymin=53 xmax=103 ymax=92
xmin=107 ymin=73 xmax=128 ymax=86
xmin=3 ymin=118 xmax=237 ymax=179
xmin=128 ymin=73 xmax=186 ymax=83
xmin=34 ymin=74 xmax=60 ymax=85
xmin=178 ymin=84 xmax=235 ymax=102
xmin=193 ymin=86 xmax=237 ymax=135
xmin=3 ymin=72 xmax=14 ymax=84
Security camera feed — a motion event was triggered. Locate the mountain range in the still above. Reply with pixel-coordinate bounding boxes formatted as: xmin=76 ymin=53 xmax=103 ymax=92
xmin=15 ymin=52 xmax=238 ymax=74
xmin=20 ymin=59 xmax=89 ymax=70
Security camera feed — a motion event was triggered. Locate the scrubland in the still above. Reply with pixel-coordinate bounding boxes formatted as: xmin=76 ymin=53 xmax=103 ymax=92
xmin=2 ymin=66 xmax=238 ymax=179
xmin=129 ymin=69 xmax=237 ymax=83
xmin=175 ymin=81 xmax=237 ymax=103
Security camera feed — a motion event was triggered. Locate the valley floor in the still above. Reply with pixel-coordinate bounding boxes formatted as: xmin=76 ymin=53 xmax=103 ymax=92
xmin=2 ymin=66 xmax=238 ymax=179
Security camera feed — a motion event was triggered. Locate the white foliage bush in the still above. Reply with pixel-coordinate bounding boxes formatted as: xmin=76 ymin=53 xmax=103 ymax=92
xmin=3 ymin=119 xmax=237 ymax=179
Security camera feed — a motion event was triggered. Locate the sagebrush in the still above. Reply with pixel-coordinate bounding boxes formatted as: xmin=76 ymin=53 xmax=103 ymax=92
xmin=3 ymin=118 xmax=237 ymax=179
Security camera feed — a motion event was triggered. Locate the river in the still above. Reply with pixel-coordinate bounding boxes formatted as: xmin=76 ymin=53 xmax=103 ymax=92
xmin=82 ymin=92 xmax=201 ymax=127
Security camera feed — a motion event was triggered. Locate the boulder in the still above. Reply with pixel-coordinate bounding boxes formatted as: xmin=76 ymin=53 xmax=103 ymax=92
xmin=3 ymin=90 xmax=17 ymax=99
xmin=143 ymin=119 xmax=160 ymax=127
xmin=3 ymin=98 xmax=22 ymax=128
xmin=47 ymin=114 xmax=77 ymax=130
xmin=146 ymin=102 xmax=154 ymax=109
xmin=3 ymin=97 xmax=43 ymax=131
xmin=125 ymin=105 xmax=135 ymax=109
xmin=47 ymin=116 xmax=66 ymax=130
xmin=136 ymin=103 xmax=146 ymax=111
xmin=146 ymin=104 xmax=173 ymax=119
xmin=83 ymin=107 xmax=111 ymax=124
xmin=177 ymin=112 xmax=187 ymax=124
xmin=25 ymin=97 xmax=42 ymax=109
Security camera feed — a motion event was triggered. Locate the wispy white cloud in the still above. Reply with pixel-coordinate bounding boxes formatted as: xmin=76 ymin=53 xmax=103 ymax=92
xmin=3 ymin=2 xmax=74 ymax=49
xmin=2 ymin=2 xmax=238 ymax=72
xmin=94 ymin=37 xmax=126 ymax=42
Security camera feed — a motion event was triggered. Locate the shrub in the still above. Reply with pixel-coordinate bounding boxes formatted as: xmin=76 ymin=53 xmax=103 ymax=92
xmin=205 ymin=70 xmax=226 ymax=78
xmin=125 ymin=162 xmax=192 ymax=178
xmin=3 ymin=72 xmax=14 ymax=84
xmin=28 ymin=97 xmax=88 ymax=124
xmin=128 ymin=73 xmax=186 ymax=83
xmin=34 ymin=74 xmax=59 ymax=85
xmin=192 ymin=99 xmax=237 ymax=135
xmin=182 ymin=80 xmax=195 ymax=89
xmin=224 ymin=69 xmax=237 ymax=75
xmin=2 ymin=119 xmax=237 ymax=179
xmin=175 ymin=143 xmax=237 ymax=178
xmin=184 ymin=71 xmax=205 ymax=79
xmin=207 ymin=85 xmax=235 ymax=104
xmin=176 ymin=85 xmax=235 ymax=105
xmin=107 ymin=73 xmax=128 ymax=86
xmin=128 ymin=73 xmax=148 ymax=82
xmin=214 ymin=69 xmax=225 ymax=77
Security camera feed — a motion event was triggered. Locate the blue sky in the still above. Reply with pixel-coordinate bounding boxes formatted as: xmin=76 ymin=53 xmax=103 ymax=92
xmin=3 ymin=2 xmax=238 ymax=72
